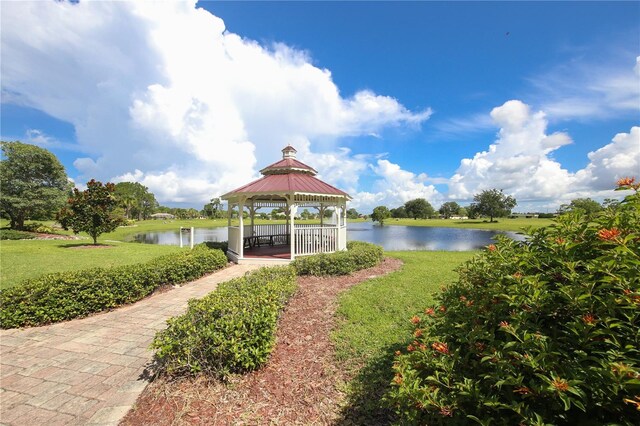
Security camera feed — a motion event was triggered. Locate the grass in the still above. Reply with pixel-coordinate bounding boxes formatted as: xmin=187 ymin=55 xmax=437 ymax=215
xmin=0 ymin=239 xmax=180 ymax=290
xmin=333 ymin=250 xmax=475 ymax=424
xmin=386 ymin=217 xmax=553 ymax=231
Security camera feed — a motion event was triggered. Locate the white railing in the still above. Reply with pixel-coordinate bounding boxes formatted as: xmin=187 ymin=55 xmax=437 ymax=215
xmin=251 ymin=223 xmax=289 ymax=237
xmin=294 ymin=226 xmax=337 ymax=256
xmin=228 ymin=227 xmax=241 ymax=254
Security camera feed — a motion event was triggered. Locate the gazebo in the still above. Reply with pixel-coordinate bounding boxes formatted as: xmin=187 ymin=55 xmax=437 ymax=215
xmin=221 ymin=146 xmax=351 ymax=264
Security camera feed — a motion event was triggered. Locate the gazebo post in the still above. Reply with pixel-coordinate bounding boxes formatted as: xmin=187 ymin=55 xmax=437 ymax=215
xmin=289 ymin=203 xmax=298 ymax=260
xmin=238 ymin=198 xmax=245 ymax=259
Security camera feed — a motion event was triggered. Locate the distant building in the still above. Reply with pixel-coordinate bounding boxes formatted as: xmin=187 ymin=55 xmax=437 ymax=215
xmin=150 ymin=213 xmax=175 ymax=220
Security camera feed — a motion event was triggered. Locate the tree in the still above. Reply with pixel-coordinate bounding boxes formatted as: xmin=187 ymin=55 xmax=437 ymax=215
xmin=470 ymin=189 xmax=517 ymax=222
xmin=439 ymin=201 xmax=461 ymax=219
xmin=404 ymin=198 xmax=436 ymax=219
xmin=113 ymin=182 xmax=157 ymax=220
xmin=57 ymin=180 xmax=122 ymax=244
xmin=346 ymin=208 xmax=360 ymax=219
xmin=371 ymin=205 xmax=391 ymax=225
xmin=391 ymin=206 xmax=408 ymax=218
xmin=0 ymin=141 xmax=70 ymax=230
xmin=558 ymin=198 xmax=603 ymax=218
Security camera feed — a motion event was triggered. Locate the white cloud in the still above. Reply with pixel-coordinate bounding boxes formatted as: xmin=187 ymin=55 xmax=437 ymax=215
xmin=530 ymin=55 xmax=640 ymax=121
xmin=449 ymin=100 xmax=575 ymax=202
xmin=1 ymin=0 xmax=429 ymax=204
xmin=449 ymin=100 xmax=639 ymax=210
xmin=350 ymin=159 xmax=441 ymax=211
xmin=576 ymin=126 xmax=640 ymax=191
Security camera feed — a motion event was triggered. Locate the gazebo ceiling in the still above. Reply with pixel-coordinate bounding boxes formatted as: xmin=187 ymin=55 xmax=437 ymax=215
xmin=222 ymin=146 xmax=351 ymax=201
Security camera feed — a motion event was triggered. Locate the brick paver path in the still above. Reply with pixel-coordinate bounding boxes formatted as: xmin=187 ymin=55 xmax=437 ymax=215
xmin=0 ymin=264 xmax=261 ymax=425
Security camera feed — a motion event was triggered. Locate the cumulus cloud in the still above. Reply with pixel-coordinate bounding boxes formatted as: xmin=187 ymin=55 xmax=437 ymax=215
xmin=1 ymin=0 xmax=430 ymax=204
xmin=576 ymin=126 xmax=640 ymax=191
xmin=350 ymin=159 xmax=441 ymax=210
xmin=449 ymin=100 xmax=575 ymax=201
xmin=449 ymin=100 xmax=639 ymax=209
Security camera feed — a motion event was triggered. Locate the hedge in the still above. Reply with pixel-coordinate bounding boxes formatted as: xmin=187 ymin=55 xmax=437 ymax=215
xmin=151 ymin=266 xmax=297 ymax=378
xmin=0 ymin=229 xmax=36 ymax=240
xmin=292 ymin=241 xmax=384 ymax=276
xmin=0 ymin=244 xmax=228 ymax=329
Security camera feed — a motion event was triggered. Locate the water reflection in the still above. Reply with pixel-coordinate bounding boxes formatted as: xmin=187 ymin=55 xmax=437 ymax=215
xmin=128 ymin=221 xmax=524 ymax=251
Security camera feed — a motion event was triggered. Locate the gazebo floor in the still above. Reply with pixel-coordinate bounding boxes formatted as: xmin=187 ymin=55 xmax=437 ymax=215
xmin=243 ymin=244 xmax=292 ymax=260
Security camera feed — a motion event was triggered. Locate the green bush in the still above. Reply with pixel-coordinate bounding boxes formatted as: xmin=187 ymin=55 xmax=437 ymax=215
xmin=151 ymin=266 xmax=297 ymax=378
xmin=23 ymin=222 xmax=57 ymax=234
xmin=203 ymin=240 xmax=229 ymax=252
xmin=388 ymin=181 xmax=640 ymax=425
xmin=292 ymin=241 xmax=383 ymax=276
xmin=0 ymin=229 xmax=35 ymax=240
xmin=0 ymin=244 xmax=228 ymax=328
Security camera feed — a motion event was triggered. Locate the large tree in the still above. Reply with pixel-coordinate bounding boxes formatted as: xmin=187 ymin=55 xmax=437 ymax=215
xmin=558 ymin=198 xmax=603 ymax=217
xmin=113 ymin=182 xmax=157 ymax=220
xmin=470 ymin=189 xmax=517 ymax=222
xmin=57 ymin=180 xmax=122 ymax=244
xmin=0 ymin=141 xmax=70 ymax=230
xmin=404 ymin=198 xmax=436 ymax=219
xmin=371 ymin=205 xmax=391 ymax=225
xmin=439 ymin=201 xmax=461 ymax=219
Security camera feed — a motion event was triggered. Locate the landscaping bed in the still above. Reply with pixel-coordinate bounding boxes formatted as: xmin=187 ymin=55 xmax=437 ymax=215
xmin=122 ymin=257 xmax=403 ymax=425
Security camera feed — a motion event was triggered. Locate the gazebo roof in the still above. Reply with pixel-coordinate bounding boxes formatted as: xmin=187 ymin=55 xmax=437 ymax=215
xmin=222 ymin=146 xmax=351 ymax=200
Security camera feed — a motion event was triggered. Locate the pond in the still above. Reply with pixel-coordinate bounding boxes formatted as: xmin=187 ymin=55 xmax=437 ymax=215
xmin=126 ymin=221 xmax=524 ymax=251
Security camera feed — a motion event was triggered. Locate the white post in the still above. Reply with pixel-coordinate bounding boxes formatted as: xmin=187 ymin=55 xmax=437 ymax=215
xmin=289 ymin=204 xmax=298 ymax=259
xmin=190 ymin=227 xmax=194 ymax=249
xmin=179 ymin=228 xmax=183 ymax=248
xmin=335 ymin=206 xmax=341 ymax=251
xmin=238 ymin=199 xmax=244 ymax=259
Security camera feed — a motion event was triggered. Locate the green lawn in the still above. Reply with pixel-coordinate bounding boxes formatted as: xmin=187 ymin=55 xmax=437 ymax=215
xmin=386 ymin=216 xmax=553 ymax=231
xmin=0 ymin=239 xmax=181 ymax=290
xmin=333 ymin=251 xmax=475 ymax=423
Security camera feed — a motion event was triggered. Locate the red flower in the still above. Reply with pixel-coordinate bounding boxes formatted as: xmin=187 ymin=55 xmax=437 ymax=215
xmin=410 ymin=315 xmax=421 ymax=324
xmin=432 ymin=342 xmax=450 ymax=355
xmin=394 ymin=350 xmax=401 ymax=356
xmin=598 ymin=228 xmax=621 ymax=241
xmin=514 ymin=386 xmax=532 ymax=395
xmin=499 ymin=321 xmax=510 ymax=328
xmin=407 ymin=344 xmax=415 ymax=352
xmin=617 ymin=176 xmax=635 ymax=187
xmin=551 ymin=378 xmax=569 ymax=392
xmin=488 ymin=244 xmax=497 ymax=252
xmin=414 ymin=328 xmax=423 ymax=338
xmin=439 ymin=305 xmax=447 ymax=313
xmin=393 ymin=374 xmax=403 ymax=384
xmin=439 ymin=406 xmax=453 ymax=417
xmin=582 ymin=313 xmax=596 ymax=325
xmin=424 ymin=307 xmax=435 ymax=316
xmin=555 ymin=237 xmax=566 ymax=245
xmin=459 ymin=295 xmax=467 ymax=302
xmin=513 ymin=272 xmax=523 ymax=279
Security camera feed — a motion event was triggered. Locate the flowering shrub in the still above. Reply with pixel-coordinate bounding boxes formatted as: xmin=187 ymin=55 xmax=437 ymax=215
xmin=388 ymin=180 xmax=640 ymax=425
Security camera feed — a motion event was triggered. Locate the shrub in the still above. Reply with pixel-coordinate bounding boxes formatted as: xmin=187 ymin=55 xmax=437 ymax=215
xmin=151 ymin=266 xmax=297 ymax=378
xmin=22 ymin=222 xmax=57 ymax=234
xmin=292 ymin=241 xmax=383 ymax=276
xmin=388 ymin=181 xmax=640 ymax=425
xmin=0 ymin=244 xmax=228 ymax=328
xmin=0 ymin=229 xmax=35 ymax=240
xmin=203 ymin=240 xmax=229 ymax=253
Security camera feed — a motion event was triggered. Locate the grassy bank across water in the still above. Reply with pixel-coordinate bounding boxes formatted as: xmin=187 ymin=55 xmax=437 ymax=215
xmin=333 ymin=250 xmax=475 ymax=423
xmin=385 ymin=217 xmax=553 ymax=231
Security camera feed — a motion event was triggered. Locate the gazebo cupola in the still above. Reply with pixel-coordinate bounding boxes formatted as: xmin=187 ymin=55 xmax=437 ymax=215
xmin=221 ymin=146 xmax=351 ymax=264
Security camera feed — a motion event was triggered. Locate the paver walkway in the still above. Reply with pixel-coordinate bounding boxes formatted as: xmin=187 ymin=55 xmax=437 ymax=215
xmin=0 ymin=264 xmax=261 ymax=425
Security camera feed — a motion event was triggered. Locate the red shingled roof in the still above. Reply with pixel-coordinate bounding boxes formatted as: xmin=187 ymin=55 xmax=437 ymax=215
xmin=260 ymin=158 xmax=317 ymax=175
xmin=224 ymin=173 xmax=349 ymax=197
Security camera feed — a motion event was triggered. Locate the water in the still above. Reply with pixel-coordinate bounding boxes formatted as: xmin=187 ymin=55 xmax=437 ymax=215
xmin=127 ymin=221 xmax=524 ymax=251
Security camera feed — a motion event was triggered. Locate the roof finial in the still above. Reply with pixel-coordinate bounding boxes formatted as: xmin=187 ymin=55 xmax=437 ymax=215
xmin=282 ymin=145 xmax=297 ymax=159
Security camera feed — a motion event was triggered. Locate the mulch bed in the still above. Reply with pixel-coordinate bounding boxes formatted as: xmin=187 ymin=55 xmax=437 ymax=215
xmin=34 ymin=232 xmax=78 ymax=240
xmin=121 ymin=257 xmax=403 ymax=425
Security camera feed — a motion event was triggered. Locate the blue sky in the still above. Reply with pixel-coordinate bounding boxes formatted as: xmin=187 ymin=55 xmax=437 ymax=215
xmin=2 ymin=1 xmax=639 ymax=212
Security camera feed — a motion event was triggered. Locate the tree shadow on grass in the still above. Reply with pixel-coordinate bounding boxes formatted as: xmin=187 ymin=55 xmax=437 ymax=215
xmin=336 ymin=342 xmax=407 ymax=426
xmin=57 ymin=243 xmax=115 ymax=249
